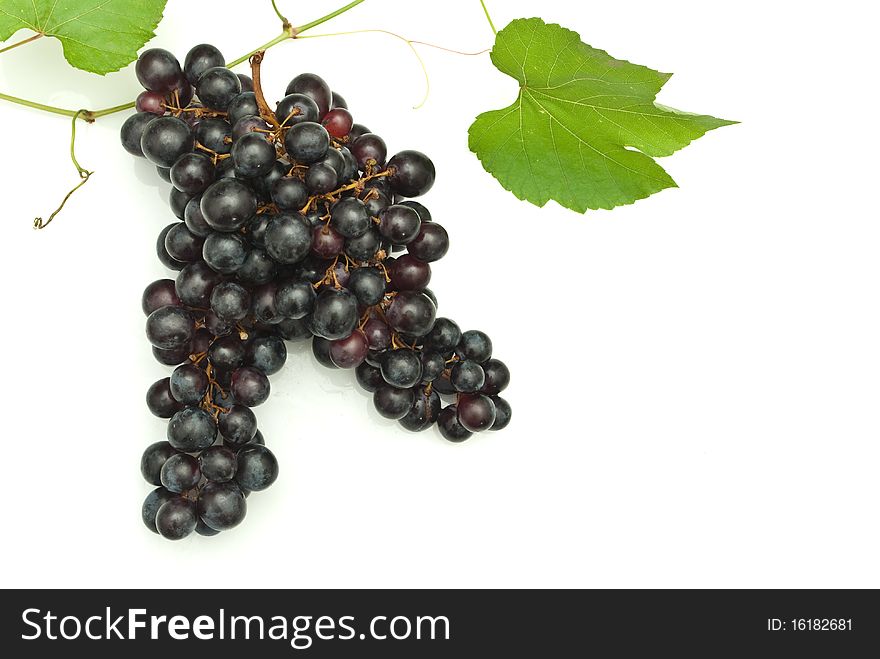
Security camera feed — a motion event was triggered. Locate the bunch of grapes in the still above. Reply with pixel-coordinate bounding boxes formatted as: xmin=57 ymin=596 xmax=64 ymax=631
xmin=124 ymin=44 xmax=512 ymax=541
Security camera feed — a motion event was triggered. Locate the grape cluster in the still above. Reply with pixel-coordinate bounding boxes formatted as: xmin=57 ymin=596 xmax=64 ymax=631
xmin=124 ymin=44 xmax=512 ymax=540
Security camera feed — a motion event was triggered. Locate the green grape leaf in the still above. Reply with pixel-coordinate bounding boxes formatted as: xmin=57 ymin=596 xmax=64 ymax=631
xmin=468 ymin=18 xmax=736 ymax=212
xmin=0 ymin=0 xmax=167 ymax=75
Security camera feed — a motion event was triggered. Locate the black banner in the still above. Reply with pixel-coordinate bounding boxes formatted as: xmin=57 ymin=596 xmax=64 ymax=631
xmin=1 ymin=589 xmax=876 ymax=656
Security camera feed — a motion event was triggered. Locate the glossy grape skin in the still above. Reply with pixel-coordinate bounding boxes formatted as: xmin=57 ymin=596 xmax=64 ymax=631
xmin=399 ymin=200 xmax=432 ymax=223
xmin=387 ymin=150 xmax=436 ymax=197
xmin=169 ymin=187 xmax=193 ymax=221
xmin=278 ymin=317 xmax=314 ymax=341
xmin=169 ymin=153 xmax=214 ymax=195
xmin=152 ymin=344 xmax=191 ymax=366
xmin=480 ymin=359 xmax=510 ymax=395
xmin=226 ymin=92 xmax=259 ymax=124
xmin=142 ymin=279 xmax=180 ymax=315
xmin=203 ymin=232 xmax=248 ymax=274
xmin=201 ymin=179 xmax=257 ymax=232
xmin=284 ymin=122 xmax=330 ymax=163
xmin=457 ymin=394 xmax=497 ymax=432
xmin=489 ymin=396 xmax=512 ymax=430
xmin=120 ymin=111 xmax=156 ymax=156
xmin=196 ymin=66 xmax=241 ymax=110
xmin=140 ymin=441 xmax=178 ymax=486
xmin=142 ymin=487 xmax=179 ymax=534
xmin=457 ymin=330 xmax=493 ymax=363
xmin=363 ymin=318 xmax=392 ymax=352
xmin=261 ymin=214 xmax=309 ymax=265
xmin=136 ymin=90 xmax=165 ymax=115
xmin=136 ymin=48 xmax=182 ymax=92
xmin=310 ymin=288 xmax=359 ymax=340
xmin=198 ymin=481 xmax=247 ymax=531
xmin=373 ymin=385 xmax=415 ymax=420
xmin=232 ymin=132 xmax=276 ymax=178
xmin=237 ymin=74 xmax=254 ymax=92
xmin=236 ymin=445 xmax=279 ymax=491
xmin=195 ymin=117 xmax=232 ymax=154
xmin=184 ymin=197 xmax=212 ymax=237
xmin=355 ymin=362 xmax=384 ymax=392
xmin=407 ymin=223 xmax=449 ymax=262
xmin=423 ymin=317 xmax=461 ymax=353
xmin=339 ymin=147 xmax=359 ymax=180
xmin=171 ymin=74 xmax=194 ymax=107
xmin=346 ymin=267 xmax=386 ymax=306
xmin=285 ymin=73 xmax=332 ymax=118
xmin=378 ymin=205 xmax=421 ymax=244
xmin=156 ymin=497 xmax=198 ymax=540
xmin=218 ymin=405 xmax=258 ymax=447
xmin=312 ymin=225 xmax=345 ymax=259
xmin=331 ymin=91 xmax=348 ymax=109
xmin=169 ymin=363 xmax=209 ymax=405
xmin=164 ymin=223 xmax=204 ymax=263
xmin=329 ymin=330 xmax=369 ymax=368
xmin=237 ymin=249 xmax=277 ymax=286
xmin=345 ymin=227 xmax=381 ymax=261
xmin=146 ymin=378 xmax=184 ymax=418
xmin=141 ymin=116 xmax=193 ymax=167
xmin=251 ymin=283 xmax=281 ymax=324
xmin=205 ymin=311 xmax=234 ymax=337
xmin=197 ymin=446 xmax=237 ymax=483
xmin=175 ymin=262 xmax=222 ymax=308
xmin=385 ymin=291 xmax=437 ymax=336
xmin=305 ymin=163 xmax=338 ymax=194
xmin=311 ymin=336 xmax=338 ymax=368
xmin=184 ymin=43 xmax=225 ymax=84
xmin=272 ymin=177 xmax=309 ymax=210
xmin=450 ymin=360 xmax=486 ymax=393
xmin=208 ymin=335 xmax=247 ymax=372
xmin=399 ymin=389 xmax=442 ymax=432
xmin=380 ymin=349 xmax=423 ymax=388
xmin=348 ymin=123 xmax=371 ymax=141
xmin=322 ymin=108 xmax=353 ymax=138
xmin=247 ymin=335 xmax=287 ymax=374
xmin=351 ymin=133 xmax=387 ymax=170
xmin=438 ymin=405 xmax=472 ymax=442
xmin=330 ymin=198 xmax=370 ymax=238
xmin=275 ymin=278 xmax=316 ymax=319
xmin=389 ymin=254 xmax=431 ymax=291
xmin=167 ymin=406 xmax=217 ymax=452
xmin=275 ymin=93 xmax=319 ymax=126
xmin=432 ymin=372 xmax=456 ymax=396
xmin=232 ymin=114 xmax=268 ymax=140
xmin=231 ymin=367 xmax=270 ymax=406
xmin=160 ymin=453 xmax=201 ymax=493
xmin=211 ymin=281 xmax=251 ymax=322
xmin=146 ymin=306 xmax=194 ymax=350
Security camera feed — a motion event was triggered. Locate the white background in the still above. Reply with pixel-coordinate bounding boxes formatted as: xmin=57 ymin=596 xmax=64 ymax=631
xmin=0 ymin=0 xmax=878 ymax=588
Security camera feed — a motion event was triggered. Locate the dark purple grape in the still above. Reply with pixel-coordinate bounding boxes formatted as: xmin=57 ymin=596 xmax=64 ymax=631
xmin=136 ymin=48 xmax=182 ymax=93
xmin=457 ymin=394 xmax=496 ymax=432
xmin=407 ymin=222 xmax=449 ymax=262
xmin=218 ymin=405 xmax=258 ymax=447
xmin=120 ymin=112 xmax=156 ymax=156
xmin=170 ymin=363 xmax=209 ymax=405
xmin=284 ymin=122 xmax=330 ymax=163
xmin=272 ymin=177 xmax=309 ymax=210
xmin=156 ymin=497 xmax=198 ymax=540
xmin=385 ymin=291 xmax=436 ymax=336
xmin=175 ymin=261 xmax=222 ymax=307
xmin=203 ymin=231 xmax=248 ymax=274
xmin=387 ymin=150 xmax=436 ymax=197
xmin=140 ymin=441 xmax=178 ymax=486
xmin=146 ymin=378 xmax=184 ymax=418
xmin=184 ymin=43 xmax=225 ymax=84
xmin=322 ymin=108 xmax=353 ymax=138
xmin=195 ymin=117 xmax=233 ymax=154
xmin=136 ymin=91 xmax=165 ymax=115
xmin=142 ymin=279 xmax=180 ymax=315
xmin=310 ymin=287 xmax=359 ymax=340
xmin=146 ymin=305 xmax=194 ymax=350
xmin=389 ymin=254 xmax=431 ymax=291
xmin=285 ymin=73 xmax=332 ymax=118
xmin=355 ymin=362 xmax=384 ymax=392
xmin=232 ymin=132 xmax=276 ymax=179
xmin=378 ymin=204 xmax=421 ymax=244
xmin=480 ymin=359 xmax=510 ymax=395
xmin=170 ymin=153 xmax=215 ymax=195
xmin=200 ymin=179 xmax=257 ymax=232
xmin=275 ymin=93 xmax=319 ymax=126
xmin=330 ymin=198 xmax=370 ymax=238
xmin=227 ymin=92 xmax=259 ymax=124
xmin=140 ymin=116 xmax=193 ymax=168
xmin=373 ymin=385 xmax=414 ymax=420
xmin=450 ymin=360 xmax=486 ymax=393
xmin=380 ymin=349 xmax=423 ymax=388
xmin=265 ymin=213 xmax=312 ymax=264
xmin=329 ymin=330 xmax=369 ymax=368
xmin=198 ymin=481 xmax=247 ymax=531
xmin=231 ymin=367 xmax=270 ymax=406
xmin=211 ymin=281 xmax=251 ymax=322
xmin=305 ymin=162 xmax=338 ymax=193
xmin=167 ymin=406 xmax=217 ymax=452
xmin=196 ymin=66 xmax=241 ymax=110
xmin=457 ymin=330 xmax=492 ymax=363
xmin=236 ymin=445 xmax=279 ymax=491
xmin=199 ymin=446 xmax=238 ymax=483
xmin=351 ymin=133 xmax=387 ymax=170
xmin=438 ymin=405 xmax=472 ymax=442
xmin=489 ymin=396 xmax=511 ymax=430
xmin=160 ymin=453 xmax=201 ymax=493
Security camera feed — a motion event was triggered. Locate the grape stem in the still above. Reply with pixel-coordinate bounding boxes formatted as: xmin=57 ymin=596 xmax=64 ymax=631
xmin=270 ymin=0 xmax=291 ymax=30
xmin=478 ymin=0 xmax=498 ymax=35
xmin=0 ymin=32 xmax=43 ymax=55
xmin=33 ymin=110 xmax=93 ymax=230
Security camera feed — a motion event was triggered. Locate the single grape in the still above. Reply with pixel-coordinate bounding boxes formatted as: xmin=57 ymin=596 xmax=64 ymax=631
xmin=210 ymin=281 xmax=251 ymax=322
xmin=208 ymin=334 xmax=247 ymax=372
xmin=236 ymin=445 xmax=279 ymax=491
xmin=198 ymin=481 xmax=247 ymax=531
xmin=140 ymin=116 xmax=193 ymax=168
xmin=322 ymin=108 xmax=353 ymax=138
xmin=399 ymin=200 xmax=432 ymax=223
xmin=351 ymin=133 xmax=387 ymax=170
xmin=156 ymin=497 xmax=198 ymax=540
xmin=389 ymin=254 xmax=431 ymax=291
xmin=450 ymin=360 xmax=486 ymax=393
xmin=457 ymin=394 xmax=496 ymax=432
xmin=203 ymin=232 xmax=249 ymax=274
xmin=271 ymin=177 xmax=309 ymax=210
xmin=232 ymin=114 xmax=269 ymax=140
xmin=218 ymin=405 xmax=258 ymax=447
xmin=140 ymin=441 xmax=179 ymax=486
xmin=136 ymin=48 xmax=182 ymax=93
xmin=146 ymin=305 xmax=194 ymax=350
xmin=457 ymin=330 xmax=493 ymax=363
xmin=142 ymin=279 xmax=180 ymax=315
xmin=310 ymin=288 xmax=359 ymax=340
xmin=184 ymin=43 xmax=225 ymax=84
xmin=227 ymin=92 xmax=260 ymax=125
xmin=169 ymin=363 xmax=209 ymax=405
xmin=199 ymin=446 xmax=238 ymax=483
xmin=195 ymin=519 xmax=221 ymax=536
xmin=373 ymin=385 xmax=415 ymax=420
xmin=348 ymin=123 xmax=371 ymax=141
xmin=407 ymin=222 xmax=449 ymax=262
xmin=195 ymin=117 xmax=233 ymax=154
xmin=424 ymin=318 xmax=461 ymax=353
xmin=387 ymin=150 xmax=436 ymax=197
xmin=305 ymin=162 xmax=338 ymax=194
xmin=378 ymin=205 xmax=421 ymax=244
xmin=247 ymin=334 xmax=287 ymax=375
xmin=385 ymin=291 xmax=436 ymax=336
xmin=237 ymin=74 xmax=254 ymax=92
xmin=278 ymin=317 xmax=314 ymax=341
xmin=275 ymin=93 xmax=319 ymax=126
xmin=169 ymin=188 xmax=193 ymax=220
xmin=231 ymin=367 xmax=270 ymax=406
xmin=175 ymin=261 xmax=222 ymax=308
xmin=330 ymin=198 xmax=370 ymax=238
xmin=152 ymin=344 xmax=191 ymax=366
xmin=232 ymin=132 xmax=276 ymax=179
xmin=489 ymin=396 xmax=512 ymax=430
xmin=184 ymin=197 xmax=212 ymax=236
xmin=251 ymin=282 xmax=281 ymax=324
xmin=420 ymin=351 xmax=446 ymax=383
xmin=399 ymin=388 xmax=442 ymax=432
xmin=265 ymin=213 xmax=312 ymax=264
xmin=329 ymin=330 xmax=369 ymax=368
xmin=142 ymin=487 xmax=179 ymax=534
xmin=275 ymin=278 xmax=316 ymax=319
xmin=355 ymin=362 xmax=384 ymax=392
xmin=437 ymin=405 xmax=472 ymax=442
xmin=196 ymin=66 xmax=241 ymax=110
xmin=284 ymin=122 xmax=330 ymax=164
xmin=344 ymin=227 xmax=381 ymax=262
xmin=237 ymin=248 xmax=277 ymax=285
xmin=167 ymin=406 xmax=217 ymax=452
xmin=146 ymin=378 xmax=184 ymax=418
xmin=120 ymin=112 xmax=156 ymax=156
xmin=346 ymin=267 xmax=386 ymax=306
xmin=480 ymin=359 xmax=510 ymax=395
xmin=164 ymin=222 xmax=204 ymax=263
xmin=363 ymin=318 xmax=392 ymax=351
xmin=170 ymin=152 xmax=215 ymax=195
xmin=160 ymin=453 xmax=201 ymax=493
xmin=331 ymin=91 xmax=348 ymax=109
xmin=136 ymin=90 xmax=165 ymax=116
xmin=380 ymin=349 xmax=423 ymax=388
xmin=312 ymin=336 xmax=338 ymax=368
xmin=200 ymin=179 xmax=257 ymax=232
xmin=285 ymin=73 xmax=332 ymax=118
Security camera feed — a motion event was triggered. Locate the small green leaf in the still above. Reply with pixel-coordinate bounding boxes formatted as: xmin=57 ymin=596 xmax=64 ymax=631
xmin=469 ymin=18 xmax=736 ymax=212
xmin=0 ymin=0 xmax=168 ymax=75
